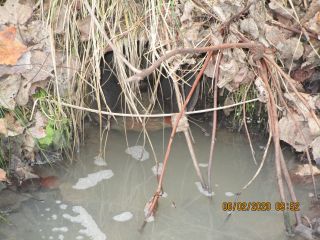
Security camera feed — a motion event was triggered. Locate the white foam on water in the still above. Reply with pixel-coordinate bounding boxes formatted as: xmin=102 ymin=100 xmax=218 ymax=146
xmin=195 ymin=182 xmax=214 ymax=197
xmin=94 ymin=155 xmax=107 ymax=167
xmin=76 ymin=236 xmax=84 ymax=240
xmin=125 ymin=146 xmax=149 ymax=161
xmin=45 ymin=208 xmax=51 ymax=211
xmin=199 ymin=163 xmax=208 ymax=168
xmin=112 ymin=212 xmax=133 ymax=222
xmin=51 ymin=214 xmax=57 ymax=220
xmin=40 ymin=214 xmax=44 ymax=217
xmin=309 ymin=192 xmax=314 ymax=198
xmin=161 ymin=192 xmax=168 ymax=198
xmin=72 ymin=170 xmax=114 ymax=190
xmin=58 ymin=234 xmax=64 ymax=240
xmin=63 ymin=206 xmax=106 ymax=240
xmin=56 ymin=200 xmax=62 ymax=204
xmin=60 ymin=204 xmax=68 ymax=210
xmin=225 ymin=192 xmax=235 ymax=197
xmin=52 ymin=227 xmax=68 ymax=232
xmin=144 ymin=199 xmax=155 ymax=223
xmin=49 ymin=236 xmax=53 ymax=240
xmin=151 ymin=163 xmax=163 ymax=176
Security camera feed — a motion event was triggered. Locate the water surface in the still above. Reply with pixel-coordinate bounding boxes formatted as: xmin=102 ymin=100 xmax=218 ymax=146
xmin=0 ymin=124 xmax=312 ymax=240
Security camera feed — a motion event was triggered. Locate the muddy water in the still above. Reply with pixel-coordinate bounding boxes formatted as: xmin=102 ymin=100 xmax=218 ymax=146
xmin=0 ymin=124 xmax=313 ymax=240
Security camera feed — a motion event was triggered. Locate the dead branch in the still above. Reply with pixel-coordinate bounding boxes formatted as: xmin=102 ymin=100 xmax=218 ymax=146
xmin=127 ymin=42 xmax=263 ymax=82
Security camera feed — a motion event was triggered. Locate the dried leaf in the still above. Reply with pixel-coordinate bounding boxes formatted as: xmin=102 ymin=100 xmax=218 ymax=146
xmin=240 ymin=18 xmax=259 ymax=39
xmin=223 ymin=96 xmax=235 ymax=116
xmin=0 ymin=0 xmax=33 ymax=25
xmin=0 ymin=168 xmax=6 ymax=181
xmin=54 ymin=4 xmax=68 ymax=34
xmin=28 ymin=112 xmax=47 ymax=139
xmin=279 ymin=113 xmax=313 ymax=152
xmin=55 ymin=54 xmax=80 ymax=97
xmin=278 ymin=38 xmax=304 ymax=61
xmin=16 ymin=166 xmax=39 ymax=180
xmin=292 ymin=66 xmax=315 ymax=83
xmin=22 ymin=51 xmax=54 ymax=83
xmin=265 ymin=25 xmax=286 ymax=47
xmin=311 ymin=136 xmax=320 ymax=159
xmin=76 ymin=16 xmax=92 ymax=42
xmin=302 ymin=49 xmax=320 ymax=68
xmin=218 ymin=58 xmax=239 ymax=90
xmin=269 ymin=0 xmax=294 ymax=19
xmin=180 ymin=1 xmax=194 ymax=24
xmin=0 ymin=26 xmax=27 ymax=65
xmin=0 ymin=75 xmax=22 ymax=110
xmin=5 ymin=113 xmax=24 ymax=136
xmin=30 ymin=79 xmax=49 ymax=95
xmin=19 ymin=20 xmax=50 ymax=51
xmin=0 ymin=118 xmax=7 ymax=136
xmin=16 ymin=79 xmax=31 ymax=106
xmin=255 ymin=77 xmax=269 ymax=103
xmin=0 ymin=51 xmax=31 ymax=77
xmin=182 ymin=23 xmax=202 ymax=48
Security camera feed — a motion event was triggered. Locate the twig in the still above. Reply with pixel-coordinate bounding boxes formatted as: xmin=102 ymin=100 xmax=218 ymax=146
xmin=207 ymin=51 xmax=221 ymax=193
xmin=127 ymin=42 xmax=263 ymax=82
xmin=258 ymin=60 xmax=286 ymax=203
xmin=242 ymin=82 xmax=258 ymax=165
xmin=144 ymin=49 xmax=215 ymax=223
xmin=49 ymin=98 xmax=260 ymax=118
xmin=267 ymin=20 xmax=318 ymax=40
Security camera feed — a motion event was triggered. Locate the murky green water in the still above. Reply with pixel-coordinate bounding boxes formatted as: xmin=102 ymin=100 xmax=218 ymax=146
xmin=0 ymin=124 xmax=312 ymax=240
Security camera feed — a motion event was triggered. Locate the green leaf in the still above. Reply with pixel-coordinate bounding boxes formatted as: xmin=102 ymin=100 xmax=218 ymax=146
xmin=38 ymin=122 xmax=55 ymax=147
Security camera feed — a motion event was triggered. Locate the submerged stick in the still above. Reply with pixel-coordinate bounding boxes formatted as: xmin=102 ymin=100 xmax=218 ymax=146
xmin=171 ymin=67 xmax=206 ymax=188
xmin=258 ymin=60 xmax=291 ymax=233
xmin=144 ymin=51 xmax=215 ymax=222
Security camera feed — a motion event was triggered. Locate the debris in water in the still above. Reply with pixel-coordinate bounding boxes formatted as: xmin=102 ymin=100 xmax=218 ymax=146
xmin=195 ymin=182 xmax=214 ymax=197
xmin=60 ymin=204 xmax=68 ymax=210
xmin=309 ymin=192 xmax=315 ymax=198
xmin=144 ymin=198 xmax=155 ymax=222
xmin=161 ymin=192 xmax=168 ymax=198
xmin=72 ymin=169 xmax=114 ymax=190
xmin=112 ymin=212 xmax=133 ymax=222
xmin=199 ymin=163 xmax=208 ymax=168
xmin=52 ymin=227 xmax=68 ymax=232
xmin=125 ymin=146 xmax=149 ymax=161
xmin=151 ymin=163 xmax=163 ymax=176
xmin=94 ymin=155 xmax=107 ymax=166
xmin=225 ymin=192 xmax=235 ymax=197
xmin=63 ymin=206 xmax=106 ymax=240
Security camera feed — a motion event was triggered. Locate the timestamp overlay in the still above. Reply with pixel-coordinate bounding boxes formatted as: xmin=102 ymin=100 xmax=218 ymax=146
xmin=222 ymin=201 xmax=300 ymax=212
